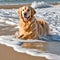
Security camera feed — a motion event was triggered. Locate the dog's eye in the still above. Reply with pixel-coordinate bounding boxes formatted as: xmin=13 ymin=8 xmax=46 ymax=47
xmin=27 ymin=9 xmax=29 ymax=11
xmin=23 ymin=9 xmax=24 ymax=11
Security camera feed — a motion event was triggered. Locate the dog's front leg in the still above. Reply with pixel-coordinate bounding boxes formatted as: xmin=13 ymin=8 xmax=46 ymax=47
xmin=14 ymin=31 xmax=24 ymax=39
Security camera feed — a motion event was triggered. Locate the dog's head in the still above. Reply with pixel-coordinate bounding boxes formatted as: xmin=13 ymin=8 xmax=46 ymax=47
xmin=18 ymin=6 xmax=36 ymax=22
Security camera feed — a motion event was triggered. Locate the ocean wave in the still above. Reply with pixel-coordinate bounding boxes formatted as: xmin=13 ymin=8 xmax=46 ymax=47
xmin=0 ymin=35 xmax=60 ymax=60
xmin=31 ymin=1 xmax=52 ymax=9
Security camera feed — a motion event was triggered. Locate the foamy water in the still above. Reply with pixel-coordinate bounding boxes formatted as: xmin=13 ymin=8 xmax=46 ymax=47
xmin=0 ymin=35 xmax=60 ymax=60
xmin=0 ymin=1 xmax=60 ymax=60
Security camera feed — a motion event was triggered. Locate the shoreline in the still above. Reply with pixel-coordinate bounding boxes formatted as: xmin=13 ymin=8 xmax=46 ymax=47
xmin=0 ymin=44 xmax=48 ymax=60
xmin=0 ymin=4 xmax=30 ymax=9
xmin=0 ymin=2 xmax=60 ymax=9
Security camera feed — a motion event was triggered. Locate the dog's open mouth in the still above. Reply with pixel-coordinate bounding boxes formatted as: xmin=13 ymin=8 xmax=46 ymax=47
xmin=24 ymin=16 xmax=30 ymax=19
xmin=24 ymin=16 xmax=30 ymax=21
xmin=23 ymin=13 xmax=30 ymax=21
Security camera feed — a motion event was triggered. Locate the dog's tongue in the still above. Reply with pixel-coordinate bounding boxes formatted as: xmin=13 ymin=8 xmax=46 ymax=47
xmin=24 ymin=16 xmax=29 ymax=20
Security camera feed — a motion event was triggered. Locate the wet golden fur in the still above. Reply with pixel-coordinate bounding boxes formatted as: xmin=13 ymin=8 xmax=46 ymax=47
xmin=15 ymin=6 xmax=49 ymax=48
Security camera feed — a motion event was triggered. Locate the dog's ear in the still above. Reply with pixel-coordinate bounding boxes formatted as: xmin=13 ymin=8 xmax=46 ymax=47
xmin=17 ymin=8 xmax=21 ymax=14
xmin=31 ymin=7 xmax=36 ymax=15
xmin=17 ymin=7 xmax=22 ymax=18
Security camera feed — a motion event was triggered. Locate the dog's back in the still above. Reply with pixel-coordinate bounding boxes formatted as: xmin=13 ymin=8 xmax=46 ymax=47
xmin=37 ymin=19 xmax=49 ymax=36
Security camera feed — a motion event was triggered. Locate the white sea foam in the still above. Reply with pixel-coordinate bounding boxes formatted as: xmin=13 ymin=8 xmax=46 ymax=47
xmin=0 ymin=35 xmax=60 ymax=60
xmin=5 ymin=20 xmax=16 ymax=25
xmin=31 ymin=1 xmax=52 ymax=9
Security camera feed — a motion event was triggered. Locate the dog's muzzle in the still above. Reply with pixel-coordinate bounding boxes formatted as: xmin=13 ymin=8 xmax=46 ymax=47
xmin=24 ymin=13 xmax=30 ymax=20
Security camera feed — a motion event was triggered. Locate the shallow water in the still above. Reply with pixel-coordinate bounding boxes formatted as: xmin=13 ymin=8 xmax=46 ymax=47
xmin=0 ymin=35 xmax=60 ymax=60
xmin=0 ymin=0 xmax=60 ymax=4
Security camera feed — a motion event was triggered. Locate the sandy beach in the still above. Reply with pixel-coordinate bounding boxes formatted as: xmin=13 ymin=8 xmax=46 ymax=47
xmin=0 ymin=44 xmax=48 ymax=60
xmin=0 ymin=4 xmax=30 ymax=9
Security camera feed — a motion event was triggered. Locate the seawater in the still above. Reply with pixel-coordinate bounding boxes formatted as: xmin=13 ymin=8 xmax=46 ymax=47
xmin=0 ymin=0 xmax=60 ymax=4
xmin=0 ymin=35 xmax=60 ymax=60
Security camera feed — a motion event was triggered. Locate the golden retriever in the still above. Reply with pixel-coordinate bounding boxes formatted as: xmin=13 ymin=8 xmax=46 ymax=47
xmin=15 ymin=6 xmax=49 ymax=48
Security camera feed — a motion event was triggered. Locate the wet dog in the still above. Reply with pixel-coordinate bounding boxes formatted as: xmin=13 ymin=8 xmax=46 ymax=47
xmin=15 ymin=6 xmax=49 ymax=48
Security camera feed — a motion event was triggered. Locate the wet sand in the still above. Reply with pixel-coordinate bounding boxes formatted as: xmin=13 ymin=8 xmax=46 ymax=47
xmin=0 ymin=4 xmax=30 ymax=9
xmin=0 ymin=44 xmax=48 ymax=60
xmin=0 ymin=3 xmax=60 ymax=9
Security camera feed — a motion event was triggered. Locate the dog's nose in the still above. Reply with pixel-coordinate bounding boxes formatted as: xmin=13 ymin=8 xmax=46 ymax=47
xmin=24 ymin=13 xmax=27 ymax=16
